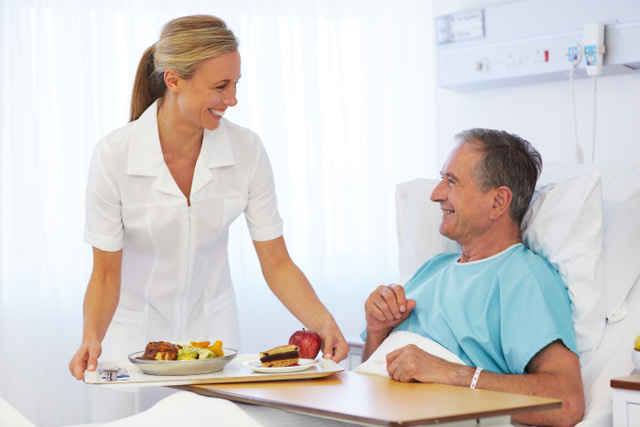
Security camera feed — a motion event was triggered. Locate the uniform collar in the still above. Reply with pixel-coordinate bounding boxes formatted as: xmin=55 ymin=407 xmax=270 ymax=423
xmin=128 ymin=100 xmax=236 ymax=176
xmin=127 ymin=100 xmax=236 ymax=198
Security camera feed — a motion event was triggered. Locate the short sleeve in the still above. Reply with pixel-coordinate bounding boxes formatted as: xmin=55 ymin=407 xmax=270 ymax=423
xmin=498 ymin=256 xmax=578 ymax=374
xmin=244 ymin=141 xmax=283 ymax=241
xmin=83 ymin=142 xmax=124 ymax=251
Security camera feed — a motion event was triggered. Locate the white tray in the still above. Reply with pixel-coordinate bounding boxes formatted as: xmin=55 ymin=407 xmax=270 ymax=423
xmin=85 ymin=353 xmax=344 ymax=387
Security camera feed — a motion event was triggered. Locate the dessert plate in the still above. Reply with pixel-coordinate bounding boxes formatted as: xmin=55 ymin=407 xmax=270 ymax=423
xmin=242 ymin=358 xmax=318 ymax=373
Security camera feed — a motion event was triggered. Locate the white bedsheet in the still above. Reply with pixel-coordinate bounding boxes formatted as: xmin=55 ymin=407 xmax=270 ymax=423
xmin=92 ymin=390 xmax=355 ymax=427
xmin=577 ymin=276 xmax=640 ymax=427
xmin=353 ymin=330 xmax=465 ymax=377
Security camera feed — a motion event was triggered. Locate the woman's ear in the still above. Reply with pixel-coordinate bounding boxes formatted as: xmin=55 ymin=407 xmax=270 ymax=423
xmin=163 ymin=70 xmax=180 ymax=92
xmin=490 ymin=186 xmax=513 ymax=220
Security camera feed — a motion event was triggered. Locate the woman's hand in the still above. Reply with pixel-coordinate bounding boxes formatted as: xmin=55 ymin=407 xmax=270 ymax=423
xmin=69 ymin=339 xmax=102 ymax=381
xmin=317 ymin=321 xmax=350 ymax=362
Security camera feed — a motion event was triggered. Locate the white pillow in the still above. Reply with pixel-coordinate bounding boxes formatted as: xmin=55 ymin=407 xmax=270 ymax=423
xmin=353 ymin=331 xmax=465 ymax=377
xmin=396 ymin=172 xmax=606 ymax=363
xmin=540 ymin=164 xmax=640 ymax=323
xmin=598 ymin=165 xmax=640 ymax=321
xmin=521 ymin=172 xmax=605 ymax=363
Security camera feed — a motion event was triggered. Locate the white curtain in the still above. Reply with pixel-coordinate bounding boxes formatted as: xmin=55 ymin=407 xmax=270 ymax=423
xmin=0 ymin=1 xmax=436 ymax=425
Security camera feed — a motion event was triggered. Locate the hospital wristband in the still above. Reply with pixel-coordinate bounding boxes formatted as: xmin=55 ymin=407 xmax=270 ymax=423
xmin=470 ymin=367 xmax=482 ymax=389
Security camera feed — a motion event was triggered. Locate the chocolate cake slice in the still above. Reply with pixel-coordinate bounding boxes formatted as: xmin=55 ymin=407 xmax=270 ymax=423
xmin=260 ymin=344 xmax=300 ymax=367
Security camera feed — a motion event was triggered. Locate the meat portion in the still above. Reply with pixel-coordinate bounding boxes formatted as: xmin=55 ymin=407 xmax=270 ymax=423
xmin=140 ymin=341 xmax=182 ymax=360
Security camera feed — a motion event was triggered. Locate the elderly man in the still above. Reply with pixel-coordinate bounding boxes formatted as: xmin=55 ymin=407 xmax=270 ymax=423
xmin=363 ymin=129 xmax=584 ymax=426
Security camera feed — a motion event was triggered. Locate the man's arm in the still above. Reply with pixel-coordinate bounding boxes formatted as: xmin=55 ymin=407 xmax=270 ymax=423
xmin=386 ymin=340 xmax=584 ymax=427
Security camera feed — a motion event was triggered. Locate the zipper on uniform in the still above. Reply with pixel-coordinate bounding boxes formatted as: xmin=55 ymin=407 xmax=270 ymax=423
xmin=178 ymin=202 xmax=192 ymax=338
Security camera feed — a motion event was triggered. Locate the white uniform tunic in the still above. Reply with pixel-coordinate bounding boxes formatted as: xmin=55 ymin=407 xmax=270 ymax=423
xmin=84 ymin=101 xmax=283 ymax=359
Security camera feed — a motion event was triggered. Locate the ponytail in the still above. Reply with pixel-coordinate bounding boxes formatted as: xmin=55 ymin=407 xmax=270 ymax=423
xmin=129 ymin=45 xmax=166 ymax=121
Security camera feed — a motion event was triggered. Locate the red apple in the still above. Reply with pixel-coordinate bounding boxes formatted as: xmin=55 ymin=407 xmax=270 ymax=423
xmin=289 ymin=328 xmax=322 ymax=359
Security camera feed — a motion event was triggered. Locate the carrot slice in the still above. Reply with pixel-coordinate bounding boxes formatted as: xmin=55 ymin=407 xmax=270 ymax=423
xmin=190 ymin=341 xmax=211 ymax=348
xmin=208 ymin=340 xmax=223 ymax=357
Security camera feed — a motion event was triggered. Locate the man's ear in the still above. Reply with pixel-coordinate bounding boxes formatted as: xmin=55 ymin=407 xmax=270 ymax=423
xmin=164 ymin=70 xmax=180 ymax=93
xmin=490 ymin=186 xmax=513 ymax=220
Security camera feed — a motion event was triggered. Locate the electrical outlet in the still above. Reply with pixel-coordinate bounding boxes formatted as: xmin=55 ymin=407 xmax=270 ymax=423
xmin=567 ymin=45 xmax=582 ymax=64
xmin=583 ymin=24 xmax=605 ymax=76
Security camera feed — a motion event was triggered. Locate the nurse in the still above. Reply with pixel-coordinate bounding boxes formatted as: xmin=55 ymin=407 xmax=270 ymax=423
xmin=69 ymin=14 xmax=349 ymax=381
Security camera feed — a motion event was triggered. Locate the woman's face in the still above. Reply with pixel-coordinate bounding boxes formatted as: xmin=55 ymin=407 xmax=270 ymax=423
xmin=176 ymin=49 xmax=241 ymax=131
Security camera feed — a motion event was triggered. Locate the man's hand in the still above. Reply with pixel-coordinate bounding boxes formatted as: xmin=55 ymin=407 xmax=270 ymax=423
xmin=362 ymin=284 xmax=416 ymax=361
xmin=365 ymin=284 xmax=416 ymax=334
xmin=386 ymin=344 xmax=461 ymax=383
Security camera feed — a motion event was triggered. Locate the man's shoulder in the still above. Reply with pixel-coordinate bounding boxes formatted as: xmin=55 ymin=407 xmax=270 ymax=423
xmin=506 ymin=244 xmax=556 ymax=269
xmin=500 ymin=245 xmax=565 ymax=286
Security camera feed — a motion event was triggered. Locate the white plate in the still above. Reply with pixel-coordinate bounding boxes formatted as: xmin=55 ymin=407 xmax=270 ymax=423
xmin=128 ymin=348 xmax=237 ymax=376
xmin=242 ymin=358 xmax=318 ymax=373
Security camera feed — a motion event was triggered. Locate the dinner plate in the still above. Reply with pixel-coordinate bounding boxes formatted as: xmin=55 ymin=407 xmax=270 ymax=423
xmin=128 ymin=348 xmax=238 ymax=376
xmin=242 ymin=358 xmax=318 ymax=373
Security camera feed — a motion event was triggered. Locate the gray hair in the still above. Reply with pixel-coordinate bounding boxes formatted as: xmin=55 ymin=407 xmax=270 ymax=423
xmin=454 ymin=128 xmax=542 ymax=224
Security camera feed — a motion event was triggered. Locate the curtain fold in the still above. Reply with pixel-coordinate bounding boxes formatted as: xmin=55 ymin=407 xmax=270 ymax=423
xmin=0 ymin=1 xmax=436 ymax=425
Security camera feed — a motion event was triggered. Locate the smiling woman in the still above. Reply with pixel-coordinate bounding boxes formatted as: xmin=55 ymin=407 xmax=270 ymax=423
xmin=68 ymin=13 xmax=350 ymax=422
xmin=0 ymin=1 xmax=436 ymax=426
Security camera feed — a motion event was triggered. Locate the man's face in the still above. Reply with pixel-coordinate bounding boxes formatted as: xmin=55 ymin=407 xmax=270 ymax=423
xmin=430 ymin=143 xmax=495 ymax=246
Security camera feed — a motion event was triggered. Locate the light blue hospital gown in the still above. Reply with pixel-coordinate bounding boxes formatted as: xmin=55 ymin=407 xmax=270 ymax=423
xmin=394 ymin=243 xmax=578 ymax=374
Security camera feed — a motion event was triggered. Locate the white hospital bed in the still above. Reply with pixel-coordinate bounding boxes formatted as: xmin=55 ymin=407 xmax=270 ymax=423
xmin=395 ymin=163 xmax=640 ymax=426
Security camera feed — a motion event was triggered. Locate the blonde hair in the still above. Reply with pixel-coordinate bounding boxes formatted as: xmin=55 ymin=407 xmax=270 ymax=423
xmin=129 ymin=15 xmax=239 ymax=121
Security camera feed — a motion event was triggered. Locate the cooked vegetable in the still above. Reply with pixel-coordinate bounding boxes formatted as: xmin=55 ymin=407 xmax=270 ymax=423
xmin=177 ymin=345 xmax=200 ymax=360
xmin=208 ymin=340 xmax=224 ymax=357
xmin=191 ymin=341 xmax=211 ymax=348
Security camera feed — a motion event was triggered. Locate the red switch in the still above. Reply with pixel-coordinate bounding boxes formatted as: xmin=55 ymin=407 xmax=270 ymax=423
xmin=544 ymin=50 xmax=549 ymax=62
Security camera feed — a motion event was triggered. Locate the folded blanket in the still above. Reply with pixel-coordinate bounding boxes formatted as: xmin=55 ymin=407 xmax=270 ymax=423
xmin=353 ymin=331 xmax=466 ymax=377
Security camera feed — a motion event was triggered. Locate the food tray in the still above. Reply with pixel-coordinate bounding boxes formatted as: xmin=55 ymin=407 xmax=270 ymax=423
xmin=85 ymin=353 xmax=344 ymax=386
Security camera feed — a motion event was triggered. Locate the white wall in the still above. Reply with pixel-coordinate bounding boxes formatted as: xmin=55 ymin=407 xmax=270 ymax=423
xmin=431 ymin=0 xmax=640 ymax=169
